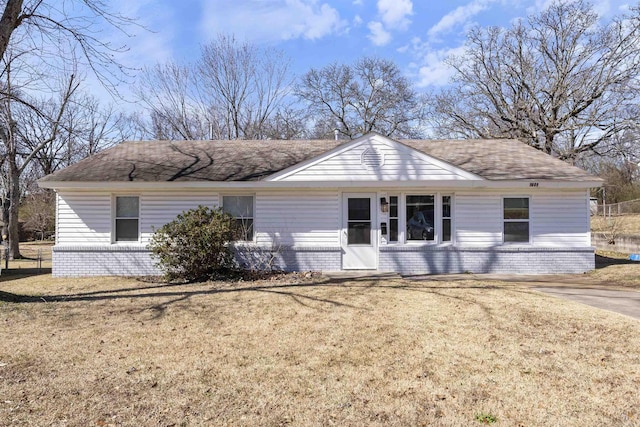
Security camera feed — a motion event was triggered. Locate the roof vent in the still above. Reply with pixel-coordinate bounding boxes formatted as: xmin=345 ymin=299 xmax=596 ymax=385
xmin=361 ymin=148 xmax=384 ymax=169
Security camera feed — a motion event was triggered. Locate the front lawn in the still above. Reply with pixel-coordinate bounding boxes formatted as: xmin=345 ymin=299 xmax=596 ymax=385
xmin=1 ymin=273 xmax=638 ymax=426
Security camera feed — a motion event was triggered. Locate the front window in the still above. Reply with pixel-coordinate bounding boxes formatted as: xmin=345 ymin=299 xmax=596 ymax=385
xmin=223 ymin=195 xmax=254 ymax=241
xmin=115 ymin=196 xmax=139 ymax=242
xmin=406 ymin=195 xmax=435 ymax=241
xmin=503 ymin=197 xmax=529 ymax=243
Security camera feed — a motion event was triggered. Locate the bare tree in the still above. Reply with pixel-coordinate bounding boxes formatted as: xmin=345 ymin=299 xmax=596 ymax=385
xmin=198 ymin=35 xmax=293 ymax=140
xmin=20 ymin=92 xmax=128 ymax=177
xmin=135 ymin=35 xmax=295 ymax=141
xmin=0 ymin=69 xmax=79 ymax=258
xmin=0 ymin=0 xmax=136 ymax=258
xmin=431 ymin=1 xmax=640 ymax=163
xmin=20 ymin=189 xmax=55 ymax=241
xmin=134 ymin=62 xmax=210 ymax=140
xmin=262 ymin=106 xmax=311 ymax=140
xmin=296 ymin=56 xmax=426 ymax=139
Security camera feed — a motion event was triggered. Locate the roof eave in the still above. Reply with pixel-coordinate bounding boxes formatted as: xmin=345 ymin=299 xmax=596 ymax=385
xmin=38 ymin=179 xmax=602 ymax=191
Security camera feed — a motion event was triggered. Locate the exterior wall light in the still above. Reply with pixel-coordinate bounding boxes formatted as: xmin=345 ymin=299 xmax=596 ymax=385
xmin=380 ymin=197 xmax=389 ymax=213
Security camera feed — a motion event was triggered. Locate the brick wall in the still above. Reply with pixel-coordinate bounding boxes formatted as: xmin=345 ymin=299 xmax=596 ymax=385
xmin=52 ymin=245 xmax=595 ymax=277
xmin=379 ymin=246 xmax=595 ymax=274
xmin=52 ymin=245 xmax=343 ymax=277
xmin=233 ymin=246 xmax=342 ymax=272
xmin=53 ymin=246 xmax=160 ymax=277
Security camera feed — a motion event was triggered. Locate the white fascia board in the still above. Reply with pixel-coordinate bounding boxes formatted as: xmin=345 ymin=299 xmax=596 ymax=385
xmin=39 ymin=179 xmax=602 ymax=191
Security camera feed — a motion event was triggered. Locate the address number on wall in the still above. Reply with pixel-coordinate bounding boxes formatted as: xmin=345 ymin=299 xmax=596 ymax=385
xmin=529 ymin=182 xmax=539 ymax=187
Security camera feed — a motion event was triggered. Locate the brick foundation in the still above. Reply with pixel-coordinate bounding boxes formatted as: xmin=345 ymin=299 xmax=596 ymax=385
xmin=52 ymin=245 xmax=595 ymax=277
xmin=52 ymin=245 xmax=160 ymax=277
xmin=379 ymin=246 xmax=595 ymax=274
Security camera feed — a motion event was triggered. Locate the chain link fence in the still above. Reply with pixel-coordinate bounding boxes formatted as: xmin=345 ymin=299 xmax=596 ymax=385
xmin=594 ymin=198 xmax=640 ymax=217
xmin=0 ymin=243 xmax=52 ymax=275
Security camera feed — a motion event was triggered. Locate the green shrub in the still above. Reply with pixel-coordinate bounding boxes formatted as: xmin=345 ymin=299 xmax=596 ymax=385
xmin=149 ymin=205 xmax=236 ymax=282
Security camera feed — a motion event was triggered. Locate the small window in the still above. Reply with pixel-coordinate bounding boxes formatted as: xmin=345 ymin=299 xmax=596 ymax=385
xmin=406 ymin=195 xmax=434 ymax=241
xmin=504 ymin=197 xmax=529 ymax=243
xmin=347 ymin=198 xmax=371 ymax=244
xmin=115 ymin=196 xmax=139 ymax=242
xmin=223 ymin=195 xmax=254 ymax=241
xmin=388 ymin=196 xmax=398 ymax=242
xmin=442 ymin=195 xmax=452 ymax=242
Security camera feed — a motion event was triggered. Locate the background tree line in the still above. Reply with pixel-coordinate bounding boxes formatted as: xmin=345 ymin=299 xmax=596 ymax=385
xmin=1 ymin=0 xmax=639 ymax=257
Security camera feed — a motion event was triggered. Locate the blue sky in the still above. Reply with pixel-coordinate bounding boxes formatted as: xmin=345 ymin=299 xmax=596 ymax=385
xmin=107 ymin=0 xmax=631 ymax=96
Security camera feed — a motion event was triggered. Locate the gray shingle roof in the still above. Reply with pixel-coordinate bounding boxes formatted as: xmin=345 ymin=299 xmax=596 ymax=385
xmin=39 ymin=137 xmax=599 ymax=183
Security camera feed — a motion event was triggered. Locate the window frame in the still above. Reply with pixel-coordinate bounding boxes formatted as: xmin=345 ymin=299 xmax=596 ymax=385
xmin=405 ymin=194 xmax=436 ymax=243
xmin=502 ymin=196 xmax=530 ymax=244
xmin=441 ymin=194 xmax=453 ymax=243
xmin=387 ymin=194 xmax=399 ymax=243
xmin=379 ymin=193 xmax=455 ymax=246
xmin=113 ymin=195 xmax=140 ymax=243
xmin=221 ymin=194 xmax=255 ymax=242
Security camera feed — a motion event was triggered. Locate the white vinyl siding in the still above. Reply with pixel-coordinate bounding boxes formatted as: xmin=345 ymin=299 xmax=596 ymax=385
xmin=57 ymin=191 xmax=219 ymax=245
xmin=255 ymin=191 xmax=340 ymax=246
xmin=56 ymin=189 xmax=592 ymax=252
xmin=455 ymin=194 xmax=503 ymax=246
xmin=280 ymin=142 xmax=474 ymax=181
xmin=56 ymin=192 xmax=112 ymax=244
xmin=455 ymin=191 xmax=591 ymax=247
xmin=139 ymin=192 xmax=218 ymax=244
xmin=531 ymin=192 xmax=590 ymax=247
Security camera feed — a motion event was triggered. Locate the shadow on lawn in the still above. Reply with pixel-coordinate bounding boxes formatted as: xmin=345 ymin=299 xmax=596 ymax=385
xmin=0 ymin=268 xmax=52 ymax=282
xmin=0 ymin=274 xmax=508 ymax=315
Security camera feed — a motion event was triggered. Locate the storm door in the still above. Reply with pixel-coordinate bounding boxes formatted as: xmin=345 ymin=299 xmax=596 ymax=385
xmin=342 ymin=193 xmax=377 ymax=269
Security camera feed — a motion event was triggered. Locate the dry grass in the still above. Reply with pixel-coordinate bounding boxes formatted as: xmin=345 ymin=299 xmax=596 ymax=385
xmin=1 ymin=272 xmax=639 ymax=426
xmin=591 ymin=214 xmax=640 ymax=234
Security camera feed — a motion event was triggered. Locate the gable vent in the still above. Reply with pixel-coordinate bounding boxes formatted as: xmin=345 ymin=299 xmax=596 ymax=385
xmin=361 ymin=148 xmax=384 ymax=169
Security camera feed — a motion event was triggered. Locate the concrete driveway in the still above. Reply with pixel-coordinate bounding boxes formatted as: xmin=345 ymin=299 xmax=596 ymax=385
xmin=532 ymin=287 xmax=640 ymax=320
xmin=404 ymin=273 xmax=640 ymax=320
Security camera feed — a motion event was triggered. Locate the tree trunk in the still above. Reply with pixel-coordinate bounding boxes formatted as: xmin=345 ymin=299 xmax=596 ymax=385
xmin=0 ymin=0 xmax=23 ymax=61
xmin=1 ymin=197 xmax=8 ymax=242
xmin=7 ymin=158 xmax=21 ymax=259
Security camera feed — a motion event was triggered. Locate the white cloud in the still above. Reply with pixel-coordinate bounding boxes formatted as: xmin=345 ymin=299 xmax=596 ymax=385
xmin=409 ymin=39 xmax=466 ymax=87
xmin=353 ymin=15 xmax=363 ymax=27
xmin=367 ymin=21 xmax=392 ymax=46
xmin=199 ymin=0 xmax=346 ymax=43
xmin=428 ymin=0 xmax=492 ymax=39
xmin=365 ymin=0 xmax=412 ymax=46
xmin=378 ymin=0 xmax=413 ymax=30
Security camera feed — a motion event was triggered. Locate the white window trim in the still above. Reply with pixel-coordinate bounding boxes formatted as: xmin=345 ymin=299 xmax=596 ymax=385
xmin=221 ymin=194 xmax=256 ymax=243
xmin=403 ymin=192 xmax=438 ymax=246
xmin=441 ymin=194 xmax=454 ymax=245
xmin=386 ymin=193 xmax=400 ymax=244
xmin=502 ymin=196 xmax=531 ymax=245
xmin=387 ymin=192 xmax=456 ymax=246
xmin=112 ymin=194 xmax=141 ymax=244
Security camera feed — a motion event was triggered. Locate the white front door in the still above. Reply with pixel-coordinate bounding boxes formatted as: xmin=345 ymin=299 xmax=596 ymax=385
xmin=342 ymin=193 xmax=377 ymax=270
